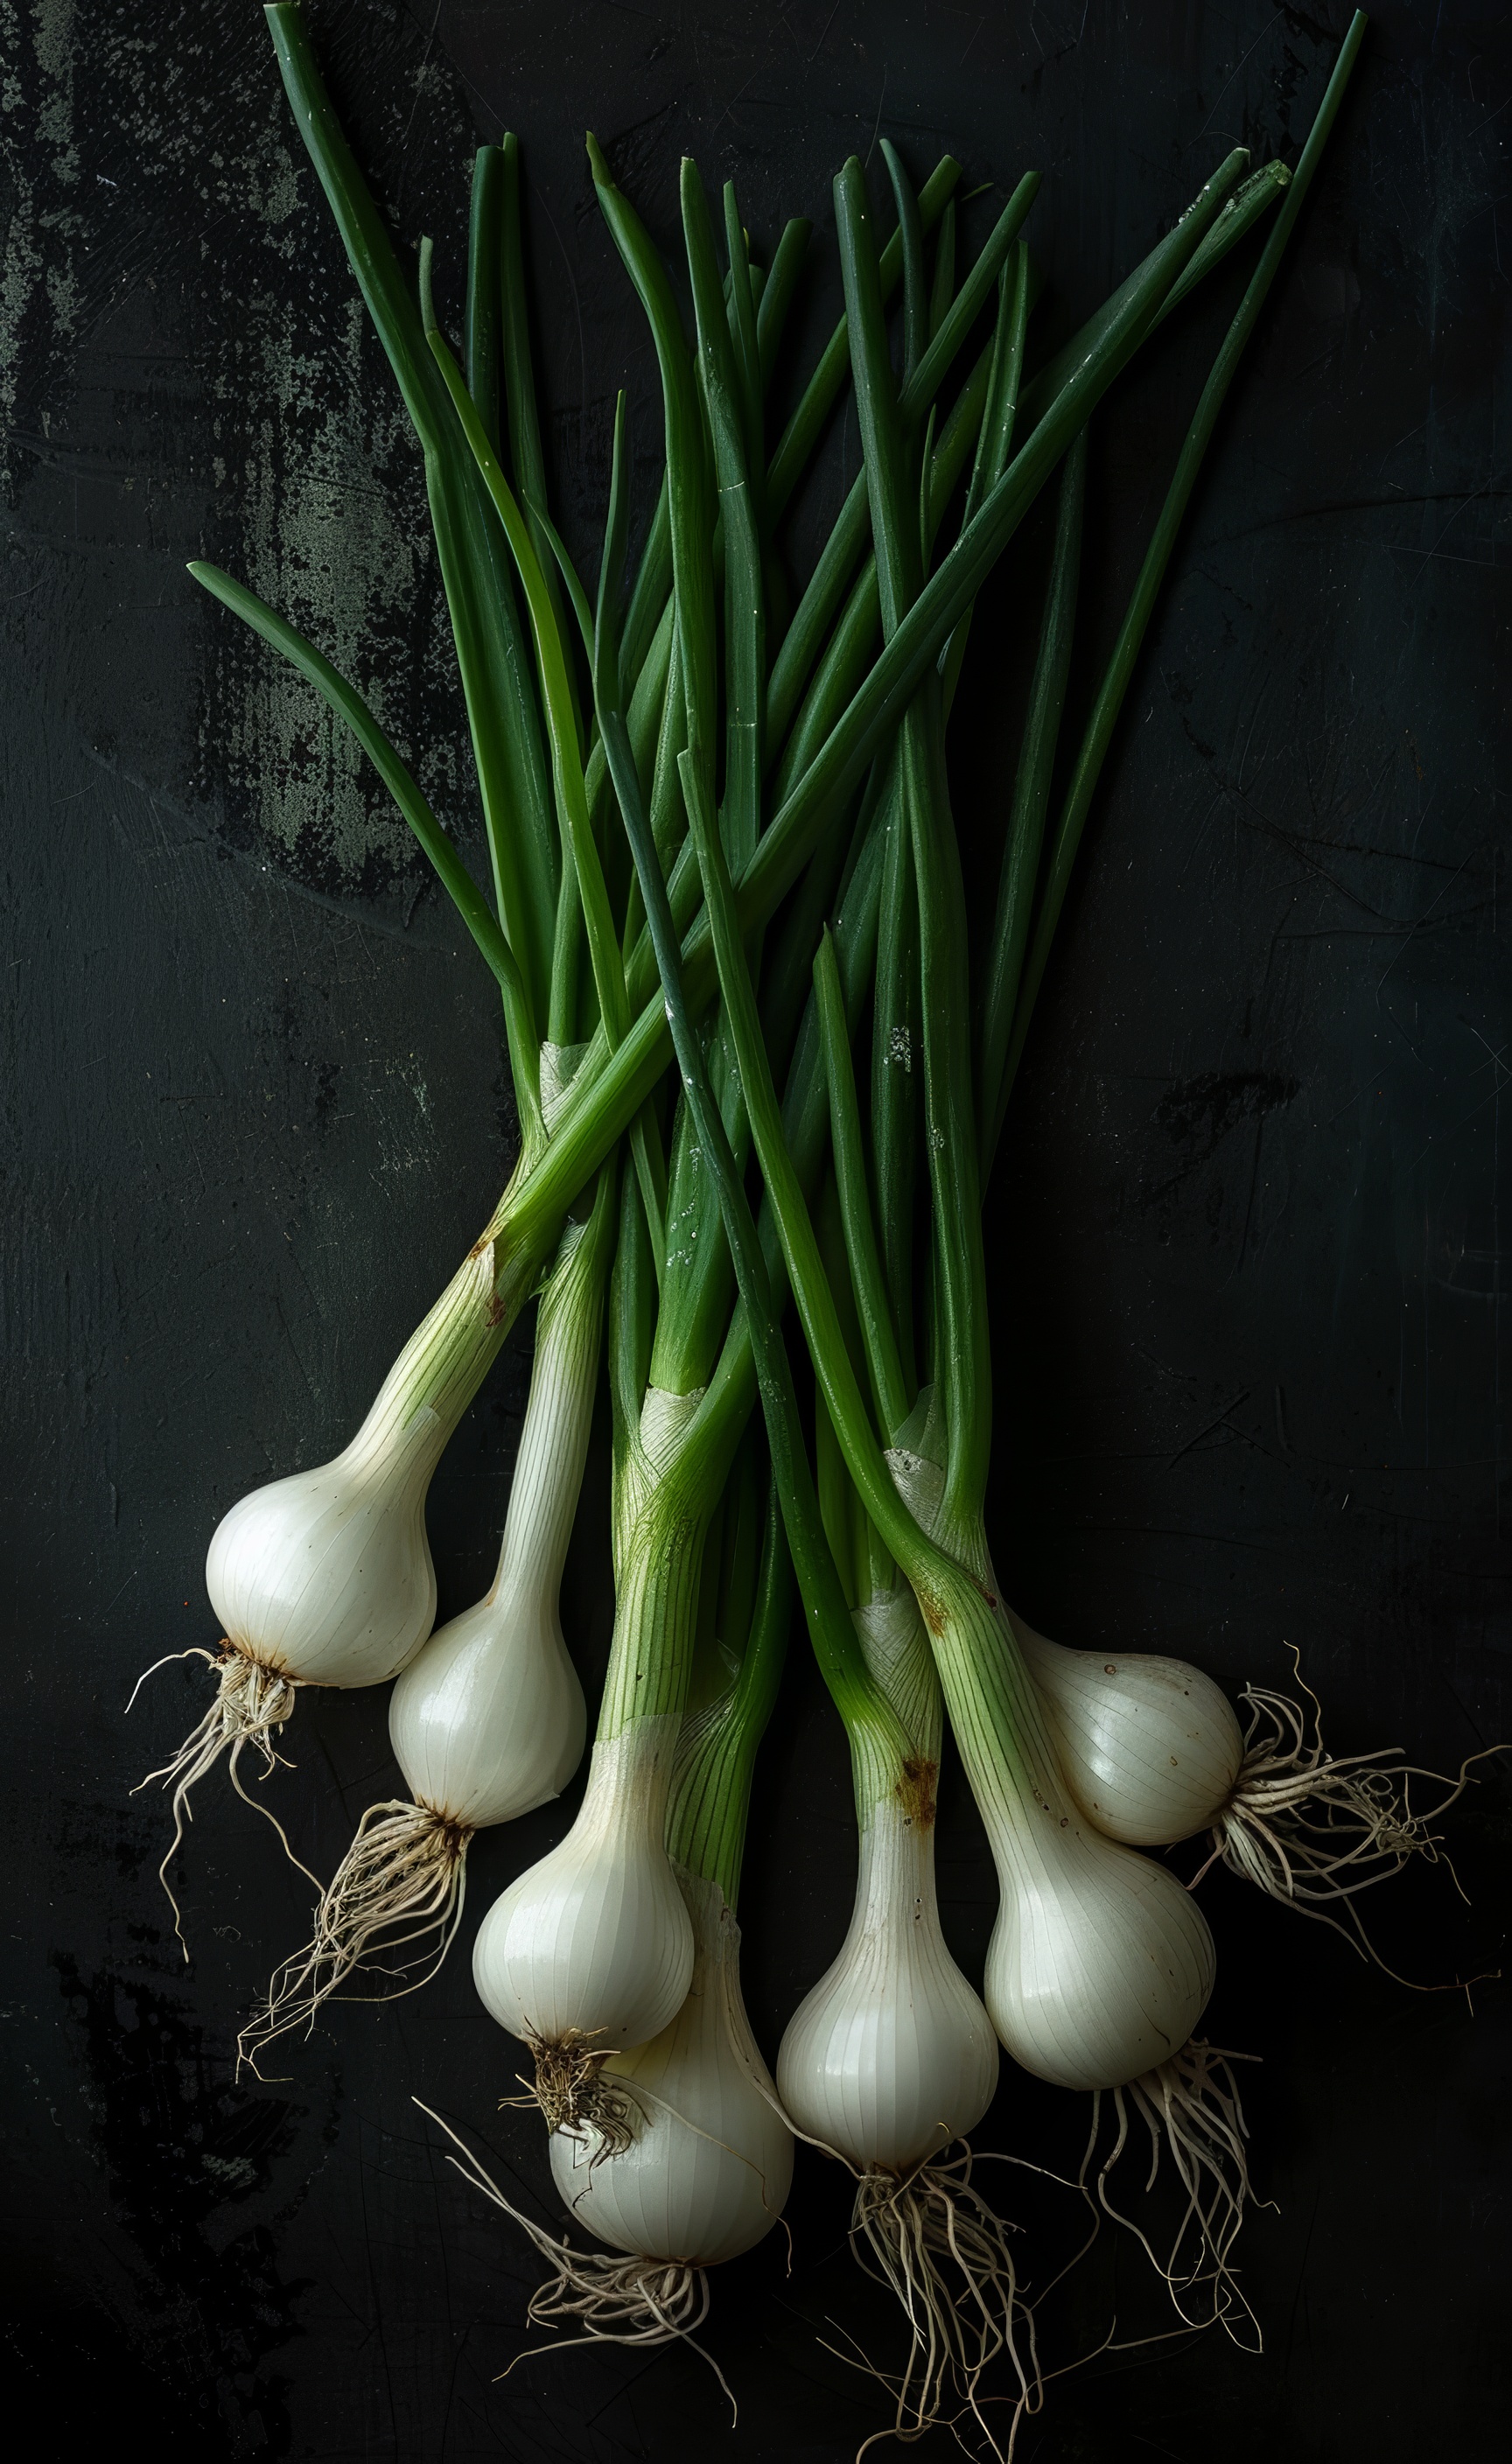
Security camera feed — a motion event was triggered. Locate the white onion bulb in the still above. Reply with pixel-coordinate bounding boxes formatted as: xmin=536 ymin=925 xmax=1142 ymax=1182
xmin=388 ymin=1569 xmax=584 ymax=1825
xmin=890 ymin=1555 xmax=1216 ymax=2095
xmin=387 ymin=1214 xmax=602 ymax=1824
xmin=984 ymin=1797 xmax=1215 ymax=2090
xmin=968 ymin=1605 xmax=1218 ymax=2090
xmin=551 ymin=1872 xmax=792 ymax=2264
xmin=884 ymin=1395 xmax=1218 ymax=2094
xmin=778 ymin=1780 xmax=998 ymax=2174
xmin=206 ymin=1237 xmax=506 ymax=1689
xmin=1016 ymin=1624 xmax=1244 ymax=1847
xmin=206 ymin=1446 xmax=436 ymax=1690
xmin=472 ymin=1713 xmax=694 ymax=2054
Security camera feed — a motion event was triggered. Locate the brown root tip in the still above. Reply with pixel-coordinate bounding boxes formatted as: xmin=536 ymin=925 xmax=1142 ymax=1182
xmin=515 ymin=2030 xmax=640 ymax=2160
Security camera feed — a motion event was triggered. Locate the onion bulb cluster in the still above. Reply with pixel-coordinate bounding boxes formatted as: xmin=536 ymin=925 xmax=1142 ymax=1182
xmin=236 ymin=1199 xmax=611 ymax=2068
xmin=551 ymin=1871 xmax=792 ymax=2269
xmin=166 ymin=18 xmax=1416 ymax=2443
xmin=136 ymin=1225 xmax=535 ymax=1932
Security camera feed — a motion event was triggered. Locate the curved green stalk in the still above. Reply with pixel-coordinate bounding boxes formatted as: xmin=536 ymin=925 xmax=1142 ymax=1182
xmin=772 ymin=337 xmax=993 ymax=799
xmin=721 ymin=182 xmax=764 ymax=499
xmin=587 ymin=135 xmax=718 ymax=818
xmin=906 ymin=691 xmax=992 ymax=1535
xmin=527 ymin=494 xmax=596 ymax=671
xmin=423 ymin=255 xmax=630 ymax=1055
xmin=264 ymin=3 xmax=559 ymax=1033
xmin=869 ymin=752 xmax=919 ymax=1395
xmin=836 ymin=155 xmax=922 ymax=634
xmin=1016 ymin=158 xmax=1293 ymax=444
xmin=766 ymin=170 xmax=1040 ymax=749
xmin=684 ymin=161 xmax=766 ymax=870
xmin=188 ymin=559 xmax=544 ymax=1152
xmin=653 ymin=742 xmax=914 ymax=1767
xmin=976 ymin=430 xmax=1085 ymax=1159
xmin=465 ymin=146 xmax=502 ymax=450
xmin=928 ymin=198 xmax=956 ymax=342
xmin=939 ymin=240 xmax=1032 ymax=717
xmin=597 ymin=456 xmax=907 ymax=1778
xmin=594 ymin=160 xmax=779 ymax=1396
xmin=879 ymin=142 xmax=926 ymax=388
xmin=995 ymin=18 xmax=1366 ymax=1139
xmin=815 ymin=930 xmax=908 ymax=1438
xmin=836 ymin=152 xmax=991 ymax=1522
xmin=758 ymin=756 xmax=882 ymax=1085
xmin=495 ymin=144 xmax=1250 ymax=1270
xmin=678 ymin=746 xmax=929 ymax=1583
xmin=500 ymin=130 xmax=586 ymax=752
xmin=766 ymin=154 xmax=962 ymax=522
xmin=754 ymin=216 xmax=812 ymax=395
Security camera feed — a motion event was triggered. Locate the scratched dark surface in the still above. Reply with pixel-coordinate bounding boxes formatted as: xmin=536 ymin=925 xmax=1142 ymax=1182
xmin=3 ymin=0 xmax=1508 ymax=2455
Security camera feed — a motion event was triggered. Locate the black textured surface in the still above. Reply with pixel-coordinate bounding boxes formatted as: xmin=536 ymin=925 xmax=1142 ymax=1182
xmin=3 ymin=3 xmax=1508 ymax=2457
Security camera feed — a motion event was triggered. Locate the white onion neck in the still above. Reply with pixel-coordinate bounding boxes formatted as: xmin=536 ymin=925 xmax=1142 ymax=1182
xmin=598 ymin=1387 xmax=714 ymax=1740
xmin=490 ymin=1212 xmax=603 ymax=1608
xmin=342 ymin=1219 xmax=536 ymax=1488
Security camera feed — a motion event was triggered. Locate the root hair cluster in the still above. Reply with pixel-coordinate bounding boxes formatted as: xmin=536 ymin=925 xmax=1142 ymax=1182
xmin=238 ymin=1798 xmax=472 ymax=2075
xmin=414 ymin=2101 xmax=735 ymax=2418
xmin=129 ymin=1642 xmax=309 ymax=1947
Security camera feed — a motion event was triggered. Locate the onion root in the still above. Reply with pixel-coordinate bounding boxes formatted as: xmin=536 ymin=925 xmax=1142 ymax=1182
xmin=415 ymin=2099 xmax=736 ymax=2418
xmin=129 ymin=1642 xmax=309 ymax=1950
xmin=238 ymin=1798 xmax=472 ymax=2076
xmin=839 ymin=2145 xmax=1040 ymax=2459
xmin=1203 ymin=1662 xmax=1499 ymax=1961
xmin=1088 ymin=2039 xmax=1260 ymax=2344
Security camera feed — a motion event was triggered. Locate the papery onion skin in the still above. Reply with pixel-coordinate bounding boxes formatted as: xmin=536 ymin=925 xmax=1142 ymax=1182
xmin=1017 ymin=1625 xmax=1245 ymax=1847
xmin=777 ymin=1779 xmax=999 ymax=2174
xmin=472 ymin=1715 xmax=694 ymax=2053
xmin=550 ymin=1872 xmax=792 ymax=2264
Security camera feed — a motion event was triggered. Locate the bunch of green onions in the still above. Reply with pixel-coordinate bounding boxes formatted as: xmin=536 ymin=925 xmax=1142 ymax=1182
xmin=135 ymin=0 xmax=1493 ymax=2435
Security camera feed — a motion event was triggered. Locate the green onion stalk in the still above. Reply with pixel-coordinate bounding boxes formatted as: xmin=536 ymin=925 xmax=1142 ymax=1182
xmin=137 ymin=0 xmax=608 ymax=1928
xmin=231 ymin=81 xmax=1157 ymax=2099
xmin=213 ymin=51 xmax=1313 ymax=2388
xmin=586 ymin=164 xmax=1035 ymax=2437
xmin=436 ymin=1459 xmax=799 ymax=2384
xmin=468 ymin=153 xmax=818 ymax=2132
xmin=136 ymin=3 xmax=937 ymax=1906
xmin=229 ymin=96 xmax=659 ymax=2040
xmin=622 ymin=625 xmax=1035 ymax=2437
xmin=964 ymin=18 xmax=1444 ymax=2297
xmin=952 ymin=24 xmax=1376 ymax=2308
xmin=716 ymin=129 xmax=1266 ymax=2408
xmin=820 ymin=116 xmax=1217 ymax=2220
xmin=459 ymin=136 xmax=1023 ymax=2372
xmin=693 ymin=24 xmax=1370 ymax=2341
xmin=209 ymin=64 xmax=1182 ymax=2088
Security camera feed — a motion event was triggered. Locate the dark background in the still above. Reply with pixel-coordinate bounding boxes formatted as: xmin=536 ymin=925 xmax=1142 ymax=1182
xmin=3 ymin=1 xmax=1508 ymax=2456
